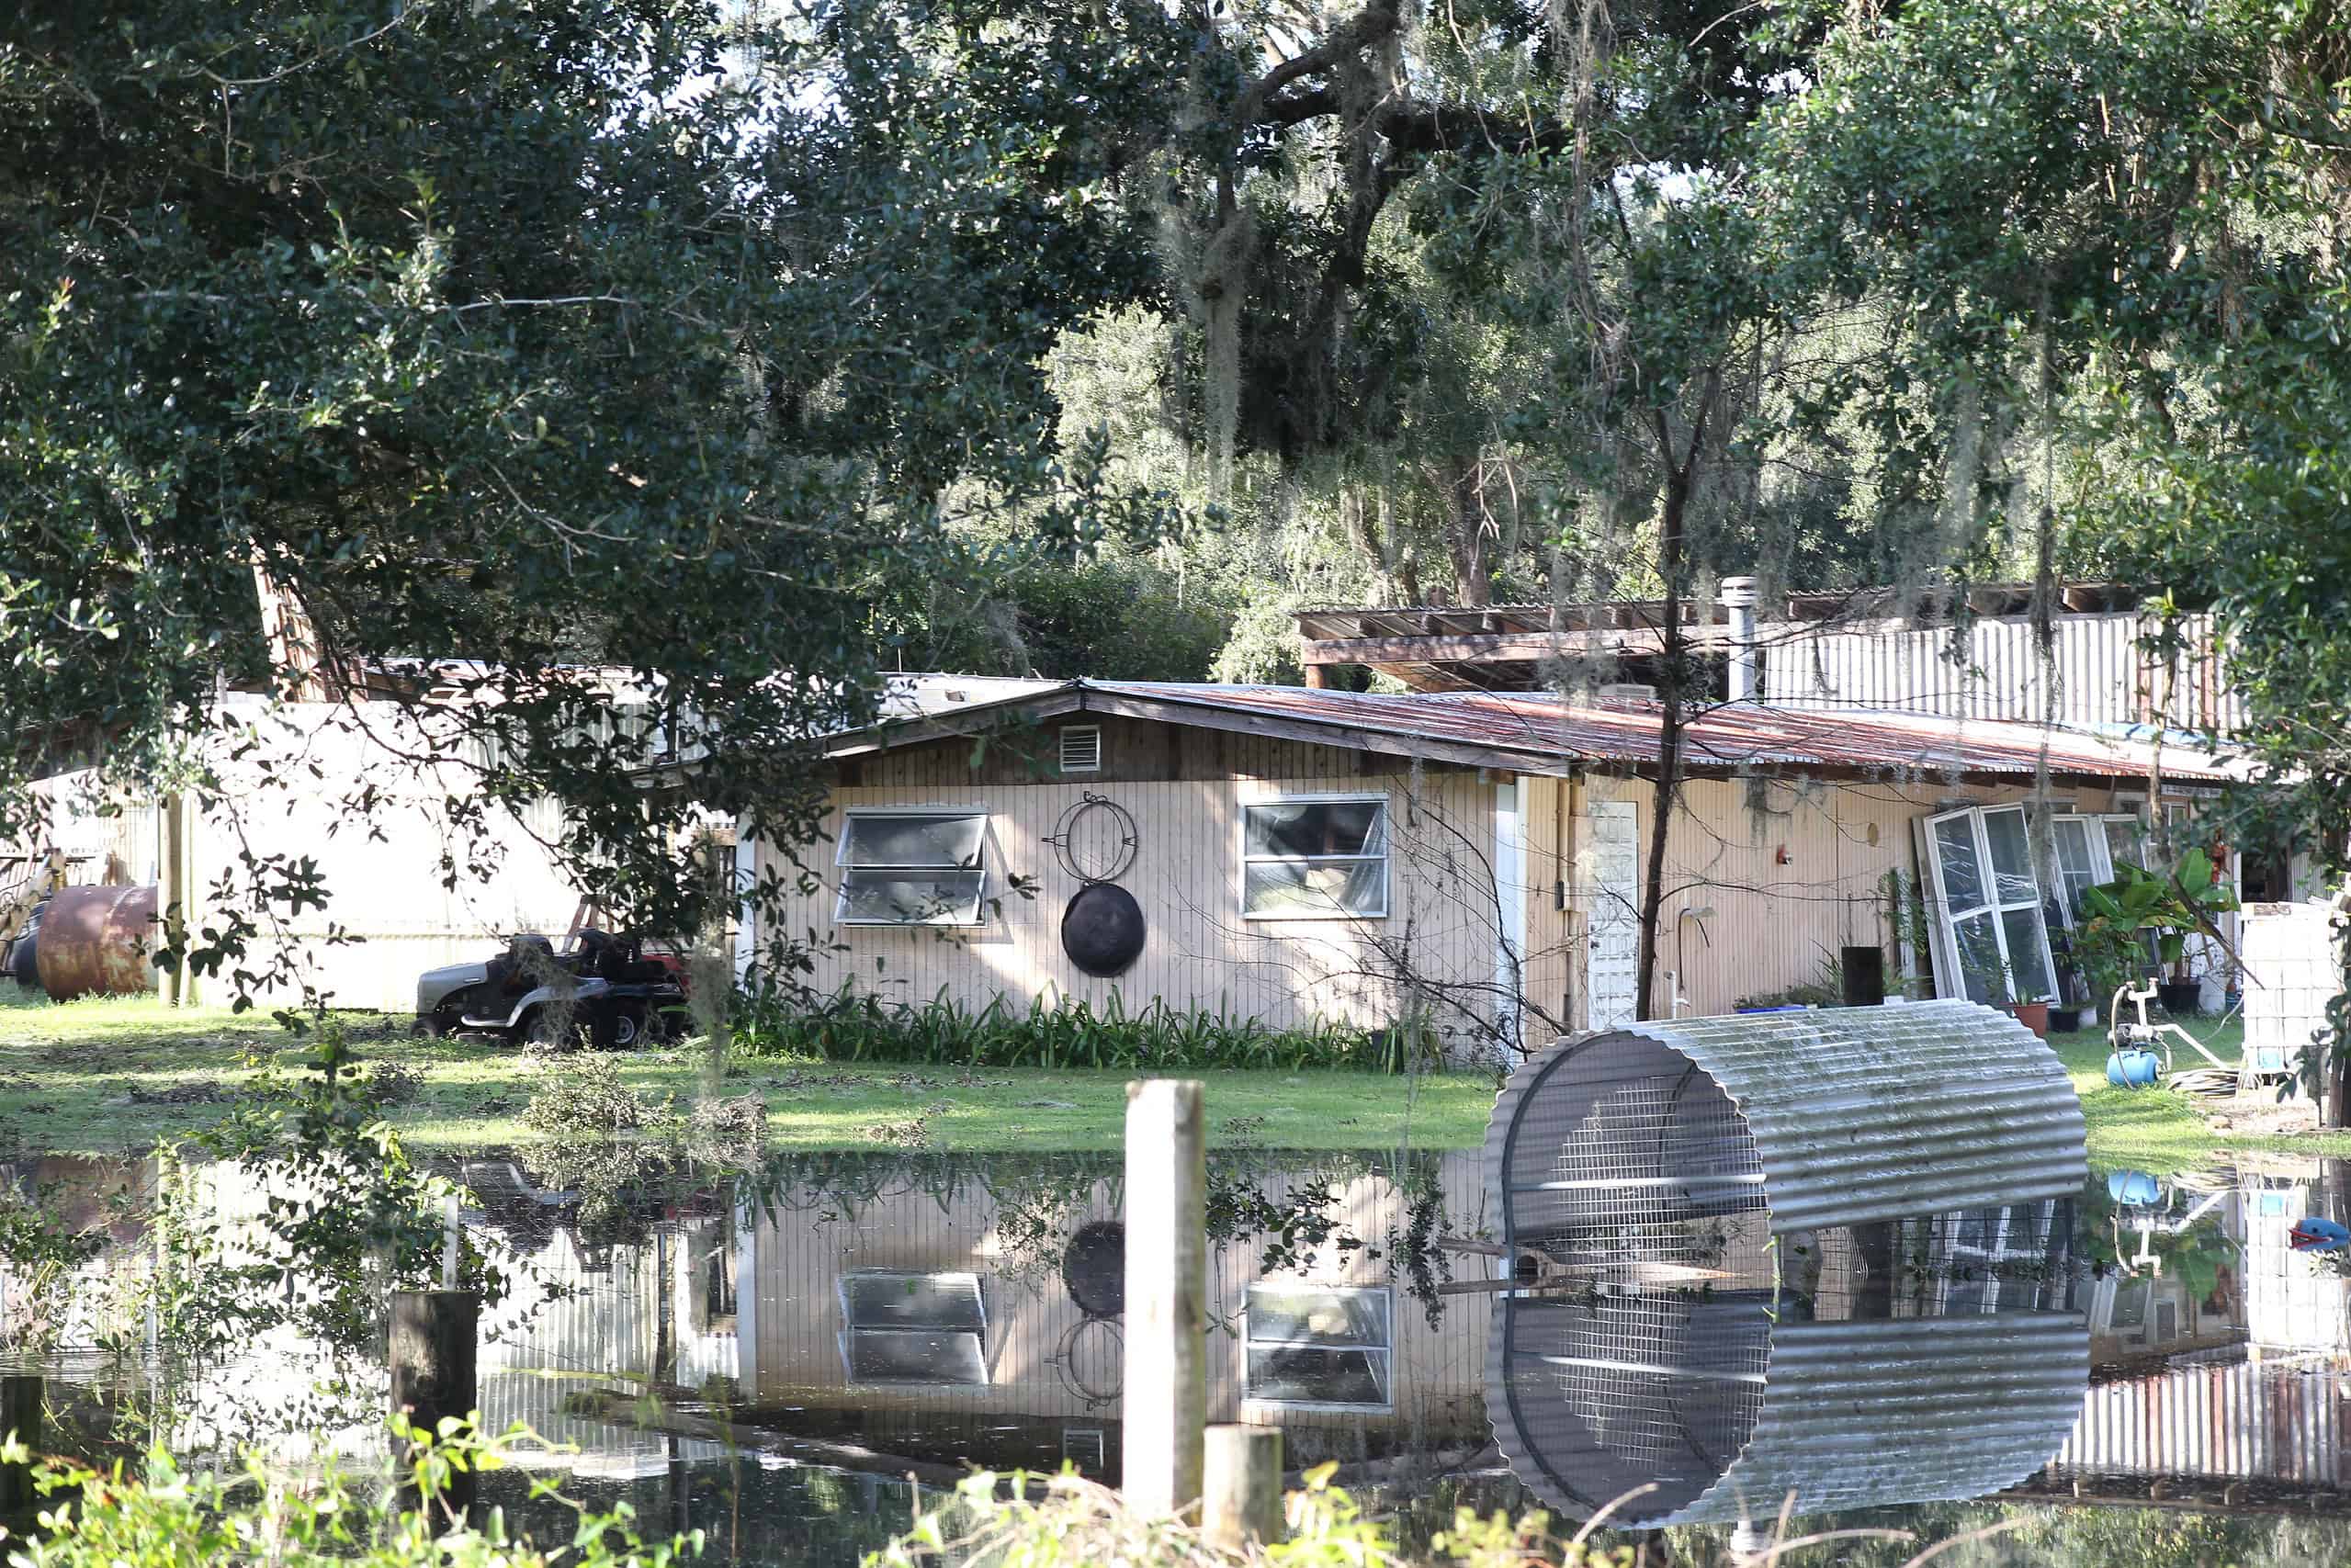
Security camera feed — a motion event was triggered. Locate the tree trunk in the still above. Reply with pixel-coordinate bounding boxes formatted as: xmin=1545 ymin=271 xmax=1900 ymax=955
xmin=1633 ymin=467 xmax=1689 ymax=1022
xmin=1441 ymin=453 xmax=1493 ymax=607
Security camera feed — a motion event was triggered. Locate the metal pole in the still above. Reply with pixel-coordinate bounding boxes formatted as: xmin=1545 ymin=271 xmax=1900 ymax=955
xmin=1201 ymin=1425 xmax=1283 ymax=1550
xmin=390 ymin=1289 xmax=480 ymax=1513
xmin=1122 ymin=1079 xmax=1206 ymax=1517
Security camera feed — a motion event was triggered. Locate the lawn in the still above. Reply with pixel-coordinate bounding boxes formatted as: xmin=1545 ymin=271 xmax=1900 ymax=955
xmin=13 ymin=984 xmax=2351 ymax=1170
xmin=0 ymin=983 xmax=1498 ymax=1157
xmin=2046 ymin=1013 xmax=2351 ymax=1169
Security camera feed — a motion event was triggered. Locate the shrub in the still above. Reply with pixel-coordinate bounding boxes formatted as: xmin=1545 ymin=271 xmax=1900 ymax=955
xmin=865 ymin=1465 xmax=1622 ymax=1568
xmin=0 ymin=1419 xmax=700 ymax=1568
xmin=734 ymin=989 xmax=1439 ymax=1073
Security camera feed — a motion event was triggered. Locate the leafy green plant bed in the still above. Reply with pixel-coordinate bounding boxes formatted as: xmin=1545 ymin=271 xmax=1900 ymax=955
xmin=735 ymin=987 xmax=1441 ymax=1072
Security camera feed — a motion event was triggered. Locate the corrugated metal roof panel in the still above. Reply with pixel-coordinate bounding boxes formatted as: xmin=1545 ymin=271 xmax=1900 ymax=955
xmin=1082 ymin=682 xmax=2247 ymax=784
xmin=2051 ymin=1362 xmax=2345 ymax=1483
xmin=820 ymin=677 xmax=2252 ymax=782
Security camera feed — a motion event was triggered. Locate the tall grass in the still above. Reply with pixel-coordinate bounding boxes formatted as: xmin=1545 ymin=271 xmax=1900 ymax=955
xmin=735 ymin=987 xmax=1433 ymax=1073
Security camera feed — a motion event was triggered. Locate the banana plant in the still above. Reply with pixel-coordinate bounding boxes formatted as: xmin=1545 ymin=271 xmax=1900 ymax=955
xmin=2077 ymin=851 xmax=2240 ymax=998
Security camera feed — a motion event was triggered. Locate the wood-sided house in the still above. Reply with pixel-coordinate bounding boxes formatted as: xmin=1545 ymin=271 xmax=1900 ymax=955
xmin=739 ymin=681 xmax=2253 ymax=1059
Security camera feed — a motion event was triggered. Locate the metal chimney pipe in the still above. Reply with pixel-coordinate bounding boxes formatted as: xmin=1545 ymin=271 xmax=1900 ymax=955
xmin=1722 ymin=575 xmax=1759 ymax=702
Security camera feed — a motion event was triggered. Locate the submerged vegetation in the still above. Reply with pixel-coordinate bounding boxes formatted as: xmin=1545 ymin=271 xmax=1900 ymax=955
xmin=0 ymin=1422 xmax=700 ymax=1568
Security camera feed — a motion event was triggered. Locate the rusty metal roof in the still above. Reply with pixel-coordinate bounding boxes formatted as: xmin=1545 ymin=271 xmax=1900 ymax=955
xmin=828 ymin=678 xmax=2247 ymax=784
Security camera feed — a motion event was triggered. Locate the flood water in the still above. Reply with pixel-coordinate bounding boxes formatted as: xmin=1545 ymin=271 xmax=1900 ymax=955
xmin=7 ymin=1143 xmax=2351 ymax=1565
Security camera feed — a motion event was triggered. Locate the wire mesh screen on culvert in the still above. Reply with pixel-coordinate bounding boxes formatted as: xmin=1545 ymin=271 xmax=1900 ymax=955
xmin=1482 ymin=1000 xmax=2092 ymax=1527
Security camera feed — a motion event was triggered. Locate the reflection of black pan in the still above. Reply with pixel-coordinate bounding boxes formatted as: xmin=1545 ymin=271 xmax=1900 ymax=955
xmin=1061 ymin=883 xmax=1145 ymax=977
xmin=1062 ymin=1220 xmax=1126 ymax=1317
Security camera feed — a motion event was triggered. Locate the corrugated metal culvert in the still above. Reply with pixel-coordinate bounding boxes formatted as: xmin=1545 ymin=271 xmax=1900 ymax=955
xmin=1484 ymin=1000 xmax=2092 ymax=1528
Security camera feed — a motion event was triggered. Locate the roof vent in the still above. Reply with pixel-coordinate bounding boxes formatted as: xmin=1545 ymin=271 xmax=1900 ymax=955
xmin=1059 ymin=724 xmax=1102 ymax=773
xmin=1597 ymin=682 xmax=1657 ymax=703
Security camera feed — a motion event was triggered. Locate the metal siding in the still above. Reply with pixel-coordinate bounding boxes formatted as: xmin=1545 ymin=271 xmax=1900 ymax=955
xmin=1765 ymin=614 xmax=2237 ymax=734
xmin=2050 ymin=1363 xmax=2344 ymax=1484
xmin=760 ymin=759 xmax=1500 ymax=1048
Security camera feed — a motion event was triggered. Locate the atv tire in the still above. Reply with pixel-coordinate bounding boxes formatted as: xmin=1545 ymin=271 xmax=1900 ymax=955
xmin=514 ymin=1005 xmax=583 ymax=1050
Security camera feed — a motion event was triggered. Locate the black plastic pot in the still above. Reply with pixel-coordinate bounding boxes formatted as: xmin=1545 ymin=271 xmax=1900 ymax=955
xmin=2047 ymin=1005 xmax=2086 ymax=1034
xmin=2156 ymin=980 xmax=2203 ymax=1017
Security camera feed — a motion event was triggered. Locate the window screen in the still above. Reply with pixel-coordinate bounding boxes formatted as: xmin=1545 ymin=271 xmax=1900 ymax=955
xmin=838 ymin=1270 xmax=988 ymax=1385
xmin=1243 ymin=1285 xmax=1393 ymax=1407
xmin=1241 ymin=799 xmax=1389 ymax=919
xmin=834 ymin=812 xmax=989 ymax=925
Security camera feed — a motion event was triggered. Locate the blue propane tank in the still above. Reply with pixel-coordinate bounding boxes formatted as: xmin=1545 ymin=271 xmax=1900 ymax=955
xmin=2107 ymin=1046 xmax=2163 ymax=1089
xmin=2107 ymin=1169 xmax=2163 ymax=1207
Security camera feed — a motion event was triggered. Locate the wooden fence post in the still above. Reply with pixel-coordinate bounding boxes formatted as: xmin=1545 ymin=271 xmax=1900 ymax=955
xmin=1123 ymin=1078 xmax=1206 ymax=1518
xmin=1202 ymin=1425 xmax=1283 ymax=1550
xmin=0 ymin=1375 xmax=40 ymax=1514
xmin=390 ymin=1289 xmax=480 ymax=1512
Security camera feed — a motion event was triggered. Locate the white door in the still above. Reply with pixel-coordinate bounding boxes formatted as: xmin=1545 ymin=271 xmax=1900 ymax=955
xmin=1583 ymin=800 xmax=1640 ymax=1029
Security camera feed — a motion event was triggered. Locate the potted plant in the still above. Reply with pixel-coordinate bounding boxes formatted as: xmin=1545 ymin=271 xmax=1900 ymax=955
xmin=2076 ymin=850 xmax=2239 ymax=1021
xmin=1956 ymin=922 xmax=2050 ymax=1035
xmin=2002 ymin=974 xmax=2050 ymax=1039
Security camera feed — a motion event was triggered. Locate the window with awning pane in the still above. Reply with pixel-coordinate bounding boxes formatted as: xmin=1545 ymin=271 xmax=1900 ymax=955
xmin=1243 ymin=1285 xmax=1392 ymax=1407
xmin=833 ymin=811 xmax=989 ymax=925
xmin=1241 ymin=798 xmax=1389 ymax=919
xmin=837 ymin=1270 xmax=988 ymax=1385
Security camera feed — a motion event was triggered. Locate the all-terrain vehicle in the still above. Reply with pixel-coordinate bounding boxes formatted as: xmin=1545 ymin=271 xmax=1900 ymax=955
xmin=415 ymin=928 xmax=686 ymax=1047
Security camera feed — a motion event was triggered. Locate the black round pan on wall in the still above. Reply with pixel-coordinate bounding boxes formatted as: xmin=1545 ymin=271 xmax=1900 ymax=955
xmin=1061 ymin=882 xmax=1146 ymax=977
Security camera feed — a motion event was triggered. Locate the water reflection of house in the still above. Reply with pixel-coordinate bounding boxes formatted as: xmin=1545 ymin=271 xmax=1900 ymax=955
xmin=2008 ymin=1161 xmax=2351 ymax=1511
xmin=2240 ymin=1162 xmax=2351 ymax=1357
xmin=730 ymin=1150 xmax=1494 ymax=1474
xmin=2085 ymin=1178 xmax=2247 ymax=1367
xmin=2047 ymin=1359 xmax=2346 ymax=1487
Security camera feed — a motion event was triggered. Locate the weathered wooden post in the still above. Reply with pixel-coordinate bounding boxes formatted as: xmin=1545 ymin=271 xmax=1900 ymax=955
xmin=1122 ymin=1079 xmax=1206 ymax=1518
xmin=0 ymin=1375 xmax=40 ymax=1513
xmin=390 ymin=1289 xmax=480 ymax=1512
xmin=1201 ymin=1425 xmax=1283 ymax=1550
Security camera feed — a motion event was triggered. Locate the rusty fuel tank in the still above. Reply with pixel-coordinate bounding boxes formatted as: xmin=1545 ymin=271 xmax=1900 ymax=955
xmin=33 ymin=883 xmax=159 ymax=1001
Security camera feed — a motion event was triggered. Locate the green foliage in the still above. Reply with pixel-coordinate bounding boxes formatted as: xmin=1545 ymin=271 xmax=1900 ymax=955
xmin=0 ymin=0 xmax=1180 ymax=989
xmin=868 ymin=550 xmax=1226 ymax=682
xmin=734 ymin=988 xmax=1430 ymax=1074
xmin=0 ymin=1420 xmax=700 ymax=1568
xmin=157 ymin=1022 xmax=524 ymax=1360
xmin=865 ymin=1465 xmax=1627 ymax=1568
xmin=0 ymin=1183 xmax=106 ymax=1359
xmin=2076 ymin=854 xmax=2239 ymax=996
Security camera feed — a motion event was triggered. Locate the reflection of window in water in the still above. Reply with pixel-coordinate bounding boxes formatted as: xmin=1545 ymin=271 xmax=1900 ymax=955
xmin=2108 ymin=1281 xmax=2150 ymax=1332
xmin=700 ymin=1229 xmax=738 ymax=1335
xmin=837 ymin=1270 xmax=989 ymax=1385
xmin=1927 ymin=1201 xmax=2060 ymax=1314
xmin=1243 ymin=1285 xmax=1393 ymax=1408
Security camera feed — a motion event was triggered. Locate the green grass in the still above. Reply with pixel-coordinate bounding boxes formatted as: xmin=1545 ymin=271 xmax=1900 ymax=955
xmin=16 ymin=984 xmax=2351 ymax=1169
xmin=2047 ymin=1013 xmax=2351 ymax=1169
xmin=0 ymin=983 xmax=1498 ymax=1156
